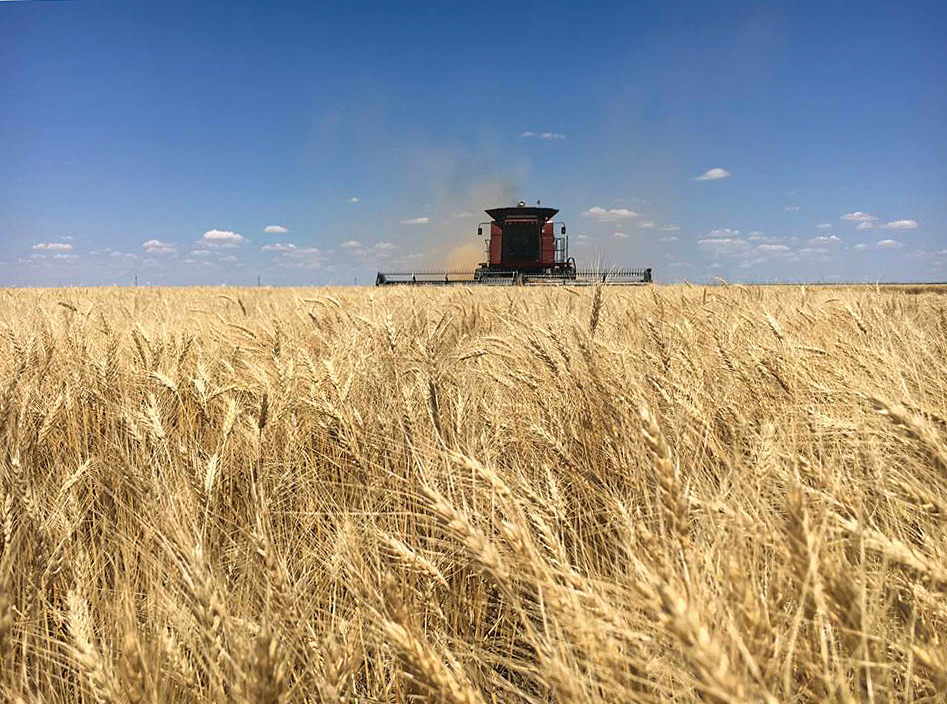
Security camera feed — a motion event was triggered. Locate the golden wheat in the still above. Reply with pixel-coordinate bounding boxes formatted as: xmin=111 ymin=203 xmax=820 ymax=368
xmin=0 ymin=284 xmax=945 ymax=702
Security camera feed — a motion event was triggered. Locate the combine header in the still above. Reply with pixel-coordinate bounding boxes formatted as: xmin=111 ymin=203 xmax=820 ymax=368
xmin=376 ymin=202 xmax=652 ymax=286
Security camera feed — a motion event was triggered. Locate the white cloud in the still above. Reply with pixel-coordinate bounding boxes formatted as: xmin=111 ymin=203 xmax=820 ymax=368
xmin=697 ymin=237 xmax=747 ymax=254
xmin=638 ymin=221 xmax=656 ymax=229
xmin=810 ymin=235 xmax=840 ymax=243
xmin=841 ymin=211 xmax=876 ymax=223
xmin=613 ymin=232 xmax=629 ymax=239
xmin=784 ymin=205 xmax=800 ymax=212
xmin=854 ymin=243 xmax=872 ymax=251
xmin=269 ymin=245 xmax=322 ymax=269
xmin=221 ymin=254 xmax=239 ymax=263
xmin=347 ymin=197 xmax=360 ymax=203
xmin=660 ymin=236 xmax=679 ymax=242
xmin=881 ymin=219 xmax=918 ymax=230
xmin=142 ymin=239 xmax=175 ymax=254
xmin=521 ymin=131 xmax=565 ymax=141
xmin=33 ymin=242 xmax=73 ymax=251
xmin=340 ymin=240 xmax=362 ymax=249
xmin=264 ymin=225 xmax=289 ymax=234
xmin=107 ymin=250 xmax=136 ymax=260
xmin=582 ymin=206 xmax=639 ymax=221
xmin=816 ymin=223 xmax=832 ymax=229
xmin=52 ymin=253 xmax=77 ymax=260
xmin=695 ymin=167 xmax=731 ymax=181
xmin=374 ymin=242 xmax=399 ymax=251
xmin=202 ymin=229 xmax=246 ymax=245
xmin=799 ymin=247 xmax=829 ymax=255
xmin=400 ymin=217 xmax=430 ymax=225
xmin=660 ymin=225 xmax=680 ymax=231
xmin=856 ymin=221 xmax=875 ymax=231
xmin=455 ymin=211 xmax=474 ymax=218
xmin=190 ymin=249 xmax=212 ymax=256
xmin=697 ymin=229 xmax=794 ymax=259
xmin=877 ymin=239 xmax=902 ymax=249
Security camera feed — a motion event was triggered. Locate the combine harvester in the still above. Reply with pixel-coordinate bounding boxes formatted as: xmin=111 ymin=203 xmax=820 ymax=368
xmin=376 ymin=202 xmax=652 ymax=286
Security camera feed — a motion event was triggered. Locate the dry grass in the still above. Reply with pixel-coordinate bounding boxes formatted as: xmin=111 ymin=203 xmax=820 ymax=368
xmin=0 ymin=283 xmax=946 ymax=703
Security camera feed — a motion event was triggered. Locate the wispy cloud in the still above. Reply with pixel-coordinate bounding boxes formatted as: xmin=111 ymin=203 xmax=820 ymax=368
xmin=881 ymin=219 xmax=918 ymax=230
xmin=582 ymin=206 xmax=639 ymax=221
xmin=340 ymin=240 xmax=362 ymax=249
xmin=848 ymin=216 xmax=917 ymax=231
xmin=816 ymin=223 xmax=832 ymax=229
xmin=142 ymin=239 xmax=175 ymax=254
xmin=347 ymin=197 xmax=359 ymax=203
xmin=455 ymin=211 xmax=474 ymax=218
xmin=854 ymin=239 xmax=904 ymax=252
xmin=264 ymin=225 xmax=289 ymax=234
xmin=841 ymin=211 xmax=876 ymax=223
xmin=660 ymin=225 xmax=680 ymax=231
xmin=400 ymin=217 xmax=430 ymax=225
xmin=638 ymin=221 xmax=656 ymax=229
xmin=32 ymin=242 xmax=73 ymax=251
xmin=267 ymin=244 xmax=322 ymax=269
xmin=810 ymin=235 xmax=840 ymax=244
xmin=521 ymin=131 xmax=565 ymax=141
xmin=695 ymin=167 xmax=731 ymax=181
xmin=784 ymin=205 xmax=800 ymax=212
xmin=613 ymin=232 xmax=629 ymax=239
xmin=374 ymin=242 xmax=399 ymax=251
xmin=696 ymin=229 xmax=796 ymax=260
xmin=697 ymin=236 xmax=747 ymax=254
xmin=660 ymin=236 xmax=679 ymax=242
xmin=202 ymin=229 xmax=246 ymax=245
xmin=877 ymin=239 xmax=903 ymax=249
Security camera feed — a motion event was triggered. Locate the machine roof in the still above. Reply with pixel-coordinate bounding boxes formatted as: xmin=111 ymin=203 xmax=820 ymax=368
xmin=485 ymin=206 xmax=559 ymax=223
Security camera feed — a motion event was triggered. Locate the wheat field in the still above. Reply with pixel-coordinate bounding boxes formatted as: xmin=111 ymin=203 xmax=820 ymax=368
xmin=0 ymin=284 xmax=946 ymax=703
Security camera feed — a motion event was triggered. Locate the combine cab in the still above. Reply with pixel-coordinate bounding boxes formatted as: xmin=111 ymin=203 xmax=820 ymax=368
xmin=376 ymin=202 xmax=651 ymax=286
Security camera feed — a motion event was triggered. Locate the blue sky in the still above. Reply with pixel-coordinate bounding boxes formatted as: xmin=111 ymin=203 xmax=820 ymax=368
xmin=1 ymin=0 xmax=945 ymax=285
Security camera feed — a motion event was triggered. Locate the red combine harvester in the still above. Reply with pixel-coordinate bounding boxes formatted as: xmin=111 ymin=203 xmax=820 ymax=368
xmin=375 ymin=201 xmax=652 ymax=286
